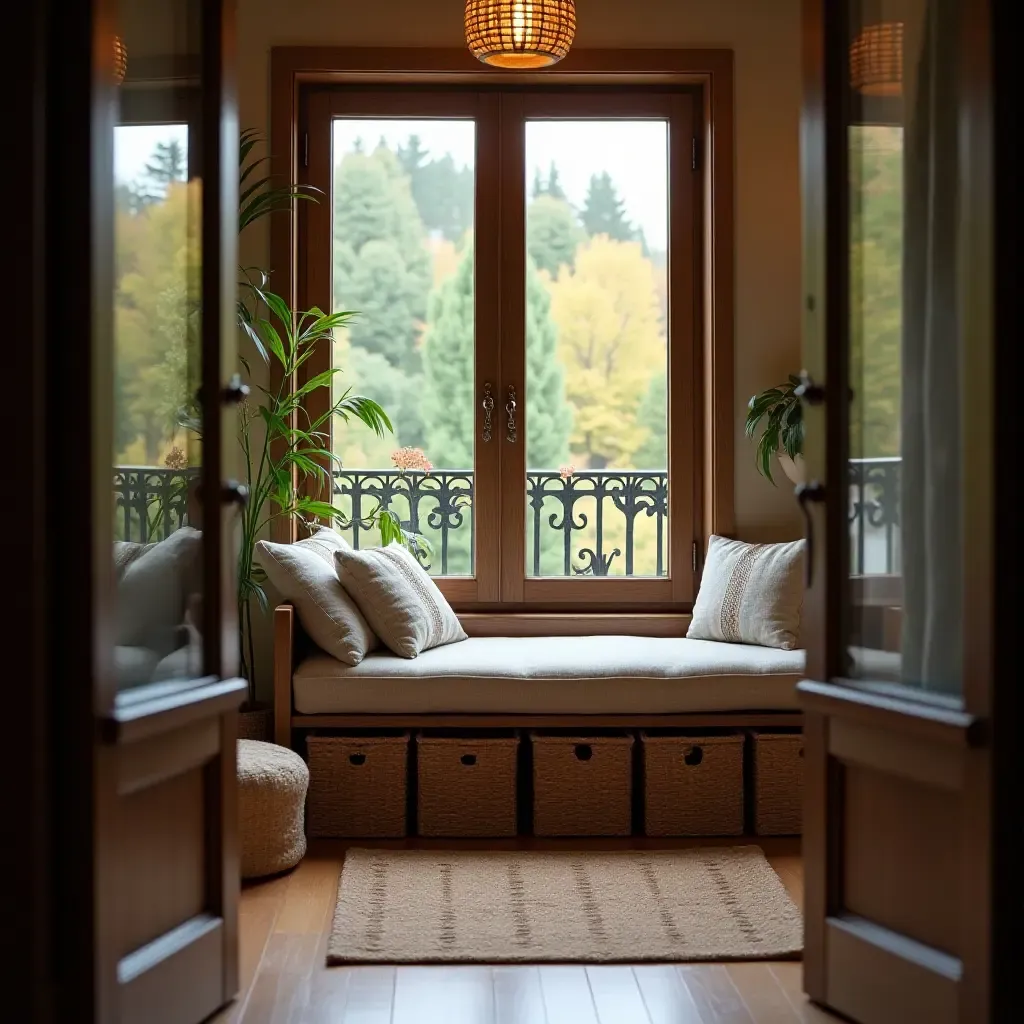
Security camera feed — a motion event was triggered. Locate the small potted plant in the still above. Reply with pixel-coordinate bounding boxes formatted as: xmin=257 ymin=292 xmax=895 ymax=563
xmin=745 ymin=375 xmax=805 ymax=485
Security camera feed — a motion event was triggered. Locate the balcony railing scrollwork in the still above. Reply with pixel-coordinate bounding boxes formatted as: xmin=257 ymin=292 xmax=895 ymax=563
xmin=110 ymin=458 xmax=902 ymax=578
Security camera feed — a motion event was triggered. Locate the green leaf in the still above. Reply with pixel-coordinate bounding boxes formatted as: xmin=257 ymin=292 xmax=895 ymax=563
xmin=334 ymin=395 xmax=393 ymax=437
xmin=256 ymin=318 xmax=287 ymax=368
xmin=292 ymin=368 xmax=339 ymax=403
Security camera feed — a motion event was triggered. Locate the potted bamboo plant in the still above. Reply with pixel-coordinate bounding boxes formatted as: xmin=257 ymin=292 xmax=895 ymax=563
xmin=231 ymin=132 xmax=406 ymax=738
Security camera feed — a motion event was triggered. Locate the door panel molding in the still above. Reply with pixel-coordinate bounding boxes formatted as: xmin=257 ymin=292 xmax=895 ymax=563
xmin=828 ymin=717 xmax=964 ymax=791
xmin=825 ymin=916 xmax=960 ymax=1024
xmin=119 ymin=915 xmax=225 ymax=1024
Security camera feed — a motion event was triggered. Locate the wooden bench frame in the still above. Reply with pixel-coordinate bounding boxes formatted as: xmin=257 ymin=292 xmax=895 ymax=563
xmin=272 ymin=605 xmax=804 ymax=748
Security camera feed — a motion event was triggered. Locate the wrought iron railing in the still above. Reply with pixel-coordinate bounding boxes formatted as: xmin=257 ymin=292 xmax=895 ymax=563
xmin=331 ymin=468 xmax=670 ymax=578
xmin=113 ymin=466 xmax=195 ymax=542
xmin=111 ymin=458 xmax=901 ymax=576
xmin=849 ymin=456 xmax=900 ymax=576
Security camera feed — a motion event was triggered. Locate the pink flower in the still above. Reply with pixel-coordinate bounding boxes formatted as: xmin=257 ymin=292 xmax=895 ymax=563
xmin=391 ymin=446 xmax=433 ymax=474
xmin=559 ymin=464 xmax=576 ymax=481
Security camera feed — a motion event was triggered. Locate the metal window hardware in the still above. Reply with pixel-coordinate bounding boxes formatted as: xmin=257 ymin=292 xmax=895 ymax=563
xmin=481 ymin=382 xmax=494 ymax=442
xmin=505 ymin=385 xmax=517 ymax=443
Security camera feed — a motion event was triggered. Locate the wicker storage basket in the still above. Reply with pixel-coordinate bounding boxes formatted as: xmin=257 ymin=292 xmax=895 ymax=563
xmin=306 ymin=734 xmax=409 ymax=838
xmin=753 ymin=732 xmax=804 ymax=835
xmin=416 ymin=734 xmax=519 ymax=837
xmin=642 ymin=732 xmax=745 ymax=836
xmin=532 ymin=733 xmax=634 ymax=836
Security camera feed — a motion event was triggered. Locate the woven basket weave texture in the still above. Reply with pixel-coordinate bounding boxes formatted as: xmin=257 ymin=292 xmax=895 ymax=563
xmin=754 ymin=732 xmax=804 ymax=835
xmin=642 ymin=732 xmax=744 ymax=836
xmin=532 ymin=733 xmax=634 ymax=837
xmin=416 ymin=734 xmax=519 ymax=837
xmin=238 ymin=739 xmax=308 ymax=879
xmin=307 ymin=734 xmax=409 ymax=838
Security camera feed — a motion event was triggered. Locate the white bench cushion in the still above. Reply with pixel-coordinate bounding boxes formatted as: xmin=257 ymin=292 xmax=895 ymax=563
xmin=292 ymin=635 xmax=804 ymax=715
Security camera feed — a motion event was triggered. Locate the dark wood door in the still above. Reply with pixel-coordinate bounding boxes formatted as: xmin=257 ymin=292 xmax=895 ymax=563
xmin=42 ymin=1 xmax=245 ymax=1021
xmin=797 ymin=0 xmax=1013 ymax=1021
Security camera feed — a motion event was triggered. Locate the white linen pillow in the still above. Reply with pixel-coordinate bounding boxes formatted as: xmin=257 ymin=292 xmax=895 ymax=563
xmin=334 ymin=542 xmax=467 ymax=659
xmin=256 ymin=529 xmax=378 ymax=666
xmin=687 ymin=535 xmax=805 ymax=650
xmin=117 ymin=526 xmax=203 ymax=657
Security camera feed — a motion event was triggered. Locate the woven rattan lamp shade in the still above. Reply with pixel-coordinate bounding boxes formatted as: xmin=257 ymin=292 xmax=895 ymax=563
xmin=849 ymin=22 xmax=903 ymax=97
xmin=465 ymin=1 xmax=576 ymax=69
xmin=113 ymin=35 xmax=128 ymax=84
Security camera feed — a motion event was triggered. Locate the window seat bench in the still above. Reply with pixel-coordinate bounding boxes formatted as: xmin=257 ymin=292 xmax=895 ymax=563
xmin=272 ymin=605 xmax=804 ymax=745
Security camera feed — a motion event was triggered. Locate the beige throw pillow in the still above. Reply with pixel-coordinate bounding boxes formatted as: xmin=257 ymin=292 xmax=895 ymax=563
xmin=334 ymin=543 xmax=467 ymax=658
xmin=687 ymin=535 xmax=805 ymax=650
xmin=256 ymin=529 xmax=377 ymax=666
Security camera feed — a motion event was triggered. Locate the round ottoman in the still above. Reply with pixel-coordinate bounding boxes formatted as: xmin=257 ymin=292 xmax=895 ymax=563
xmin=238 ymin=740 xmax=309 ymax=879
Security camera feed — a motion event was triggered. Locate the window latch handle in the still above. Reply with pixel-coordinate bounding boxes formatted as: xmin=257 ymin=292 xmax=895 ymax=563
xmin=482 ymin=382 xmax=494 ymax=442
xmin=505 ymin=385 xmax=517 ymax=443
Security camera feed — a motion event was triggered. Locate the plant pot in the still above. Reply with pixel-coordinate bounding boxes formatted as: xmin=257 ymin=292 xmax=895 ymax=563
xmin=778 ymin=453 xmax=806 ymax=485
xmin=238 ymin=702 xmax=273 ymax=742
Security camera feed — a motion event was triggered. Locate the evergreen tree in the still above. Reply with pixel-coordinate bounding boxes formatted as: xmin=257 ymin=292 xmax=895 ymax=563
xmin=421 ymin=250 xmax=476 ymax=469
xmin=336 ymin=239 xmax=424 ymax=369
xmin=333 ymin=147 xmax=431 ymax=372
xmin=399 ymin=134 xmax=474 ymax=243
xmin=422 ymin=249 xmax=571 ymax=470
xmin=546 ymin=161 xmax=567 ymax=201
xmin=525 ymin=261 xmax=572 ymax=469
xmin=139 ymin=139 xmax=187 ymax=203
xmin=527 ymin=194 xmax=585 ymax=276
xmin=531 ymin=167 xmax=544 ymax=200
xmin=581 ymin=171 xmax=636 ymax=242
xmin=633 ymin=372 xmax=668 ymax=468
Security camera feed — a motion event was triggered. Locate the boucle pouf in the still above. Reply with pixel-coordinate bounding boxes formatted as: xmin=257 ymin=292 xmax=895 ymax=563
xmin=238 ymin=739 xmax=309 ymax=879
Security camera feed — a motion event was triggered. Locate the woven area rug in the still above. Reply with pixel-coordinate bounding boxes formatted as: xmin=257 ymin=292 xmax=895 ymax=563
xmin=327 ymin=846 xmax=803 ymax=964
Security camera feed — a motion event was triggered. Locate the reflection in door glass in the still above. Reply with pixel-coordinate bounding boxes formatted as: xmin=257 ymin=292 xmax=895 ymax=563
xmin=331 ymin=119 xmax=476 ymax=576
xmin=524 ymin=120 xmax=669 ymax=578
xmin=111 ymin=3 xmax=205 ymax=692
xmin=846 ymin=0 xmax=962 ymax=697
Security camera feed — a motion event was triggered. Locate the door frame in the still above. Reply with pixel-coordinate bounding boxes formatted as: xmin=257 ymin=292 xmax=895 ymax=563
xmin=799 ymin=0 xmax=1018 ymax=1020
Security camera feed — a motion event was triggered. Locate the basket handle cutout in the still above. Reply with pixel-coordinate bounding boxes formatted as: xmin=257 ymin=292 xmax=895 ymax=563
xmin=574 ymin=743 xmax=594 ymax=761
xmin=460 ymin=753 xmax=478 ymax=766
xmin=684 ymin=746 xmax=704 ymax=766
xmin=349 ymin=752 xmax=366 ymax=766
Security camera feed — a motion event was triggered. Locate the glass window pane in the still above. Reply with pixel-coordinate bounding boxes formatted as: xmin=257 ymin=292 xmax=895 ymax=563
xmin=331 ymin=119 xmax=476 ymax=576
xmin=846 ymin=0 xmax=963 ymax=698
xmin=111 ymin=0 xmax=204 ymax=690
xmin=524 ymin=120 xmax=669 ymax=577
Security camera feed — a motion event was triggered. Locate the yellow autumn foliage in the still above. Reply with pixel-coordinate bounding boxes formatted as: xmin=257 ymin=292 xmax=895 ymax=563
xmin=547 ymin=235 xmax=665 ymax=468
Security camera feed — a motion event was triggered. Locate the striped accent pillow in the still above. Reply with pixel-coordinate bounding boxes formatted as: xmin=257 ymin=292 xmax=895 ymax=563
xmin=334 ymin=543 xmax=467 ymax=659
xmin=256 ymin=528 xmax=378 ymax=666
xmin=687 ymin=536 xmax=805 ymax=650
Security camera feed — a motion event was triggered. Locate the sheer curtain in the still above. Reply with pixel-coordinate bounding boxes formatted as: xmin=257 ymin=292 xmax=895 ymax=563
xmin=899 ymin=0 xmax=962 ymax=694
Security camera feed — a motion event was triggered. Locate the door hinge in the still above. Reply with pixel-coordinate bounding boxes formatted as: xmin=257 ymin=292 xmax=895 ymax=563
xmin=303 ymin=132 xmax=309 ymax=168
xmin=692 ymin=136 xmax=699 ymax=172
xmin=692 ymin=541 xmax=699 ymax=573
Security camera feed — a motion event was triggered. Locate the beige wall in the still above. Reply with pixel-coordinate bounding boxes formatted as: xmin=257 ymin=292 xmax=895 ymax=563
xmin=236 ymin=0 xmax=804 ymax=541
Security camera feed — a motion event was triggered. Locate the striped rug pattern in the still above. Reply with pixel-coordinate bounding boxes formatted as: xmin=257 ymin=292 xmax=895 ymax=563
xmin=327 ymin=846 xmax=803 ymax=964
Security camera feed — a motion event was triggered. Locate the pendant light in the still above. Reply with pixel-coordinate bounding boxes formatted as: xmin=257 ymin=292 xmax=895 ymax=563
xmin=113 ymin=35 xmax=128 ymax=84
xmin=849 ymin=22 xmax=903 ymax=97
xmin=465 ymin=1 xmax=576 ymax=69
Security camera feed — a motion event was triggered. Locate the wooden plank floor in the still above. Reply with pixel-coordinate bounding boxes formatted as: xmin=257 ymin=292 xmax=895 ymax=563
xmin=212 ymin=837 xmax=841 ymax=1024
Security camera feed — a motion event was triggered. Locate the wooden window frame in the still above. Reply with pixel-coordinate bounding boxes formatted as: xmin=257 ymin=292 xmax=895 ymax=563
xmin=269 ymin=47 xmax=735 ymax=629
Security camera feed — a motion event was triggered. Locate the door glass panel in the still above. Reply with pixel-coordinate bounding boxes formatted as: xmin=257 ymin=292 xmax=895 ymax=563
xmin=846 ymin=0 xmax=962 ymax=698
xmin=111 ymin=0 xmax=204 ymax=689
xmin=524 ymin=120 xmax=669 ymax=577
xmin=331 ymin=118 xmax=476 ymax=576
